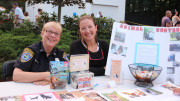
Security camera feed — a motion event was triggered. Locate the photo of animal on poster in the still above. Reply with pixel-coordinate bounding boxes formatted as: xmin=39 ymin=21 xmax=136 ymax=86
xmin=110 ymin=43 xmax=127 ymax=57
xmin=114 ymin=31 xmax=126 ymax=43
xmin=170 ymin=44 xmax=180 ymax=51
xmin=167 ymin=52 xmax=180 ymax=67
xmin=170 ymin=32 xmax=180 ymax=41
xmin=143 ymin=27 xmax=155 ymax=40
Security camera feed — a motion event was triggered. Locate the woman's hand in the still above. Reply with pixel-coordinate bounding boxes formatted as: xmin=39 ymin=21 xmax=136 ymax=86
xmin=33 ymin=80 xmax=50 ymax=86
xmin=33 ymin=72 xmax=50 ymax=85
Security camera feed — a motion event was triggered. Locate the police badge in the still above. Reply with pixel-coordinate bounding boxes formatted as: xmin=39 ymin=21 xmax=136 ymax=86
xmin=21 ymin=48 xmax=34 ymax=62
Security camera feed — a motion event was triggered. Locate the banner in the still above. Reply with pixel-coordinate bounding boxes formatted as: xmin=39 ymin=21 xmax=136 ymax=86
xmin=105 ymin=22 xmax=180 ymax=85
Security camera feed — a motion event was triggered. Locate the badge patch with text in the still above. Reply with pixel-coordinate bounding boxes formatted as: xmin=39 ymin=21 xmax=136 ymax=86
xmin=21 ymin=48 xmax=34 ymax=62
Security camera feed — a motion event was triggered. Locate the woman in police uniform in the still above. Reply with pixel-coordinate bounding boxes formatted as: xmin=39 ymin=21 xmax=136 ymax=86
xmin=13 ymin=21 xmax=66 ymax=85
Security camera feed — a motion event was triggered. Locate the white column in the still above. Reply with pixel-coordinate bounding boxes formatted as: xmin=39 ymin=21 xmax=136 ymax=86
xmin=117 ymin=0 xmax=126 ymax=22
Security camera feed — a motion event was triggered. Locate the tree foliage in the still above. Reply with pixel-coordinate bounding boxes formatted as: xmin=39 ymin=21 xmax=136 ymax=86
xmin=22 ymin=0 xmax=93 ymax=21
xmin=25 ymin=0 xmax=91 ymax=8
xmin=0 ymin=0 xmax=26 ymax=11
xmin=126 ymin=0 xmax=180 ymax=26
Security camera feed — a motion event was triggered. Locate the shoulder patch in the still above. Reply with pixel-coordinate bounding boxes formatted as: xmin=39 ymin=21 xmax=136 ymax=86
xmin=21 ymin=48 xmax=34 ymax=62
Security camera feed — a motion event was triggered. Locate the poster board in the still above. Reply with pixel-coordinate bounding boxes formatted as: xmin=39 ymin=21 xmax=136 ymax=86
xmin=106 ymin=22 xmax=180 ymax=85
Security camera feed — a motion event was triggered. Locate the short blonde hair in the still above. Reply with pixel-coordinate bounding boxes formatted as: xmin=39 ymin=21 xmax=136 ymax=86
xmin=42 ymin=21 xmax=62 ymax=36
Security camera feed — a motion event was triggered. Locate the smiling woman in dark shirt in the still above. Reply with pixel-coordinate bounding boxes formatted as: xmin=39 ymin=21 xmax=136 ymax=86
xmin=70 ymin=15 xmax=109 ymax=76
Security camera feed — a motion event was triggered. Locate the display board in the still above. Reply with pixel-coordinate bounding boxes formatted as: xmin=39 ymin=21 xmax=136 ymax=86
xmin=105 ymin=22 xmax=180 ymax=85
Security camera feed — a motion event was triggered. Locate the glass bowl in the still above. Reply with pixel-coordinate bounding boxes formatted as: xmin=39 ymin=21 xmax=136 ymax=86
xmin=129 ymin=63 xmax=163 ymax=87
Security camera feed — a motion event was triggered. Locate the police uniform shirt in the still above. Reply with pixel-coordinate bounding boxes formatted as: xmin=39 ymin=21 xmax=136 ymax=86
xmin=14 ymin=41 xmax=66 ymax=72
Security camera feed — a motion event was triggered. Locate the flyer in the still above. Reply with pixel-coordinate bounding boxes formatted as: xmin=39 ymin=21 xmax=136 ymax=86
xmin=70 ymin=54 xmax=89 ymax=72
xmin=103 ymin=91 xmax=129 ymax=101
xmin=110 ymin=60 xmax=121 ymax=84
xmin=22 ymin=92 xmax=61 ymax=101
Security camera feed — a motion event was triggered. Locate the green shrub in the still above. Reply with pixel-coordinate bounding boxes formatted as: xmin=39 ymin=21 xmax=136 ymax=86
xmin=0 ymin=30 xmax=4 ymax=35
xmin=0 ymin=33 xmax=41 ymax=62
xmin=57 ymin=28 xmax=76 ymax=53
xmin=0 ymin=10 xmax=14 ymax=32
xmin=35 ymin=12 xmax=58 ymax=34
xmin=63 ymin=15 xmax=79 ymax=33
xmin=0 ymin=28 xmax=73 ymax=62
xmin=94 ymin=17 xmax=114 ymax=41
xmin=11 ymin=24 xmax=34 ymax=36
xmin=0 ymin=11 xmax=58 ymax=35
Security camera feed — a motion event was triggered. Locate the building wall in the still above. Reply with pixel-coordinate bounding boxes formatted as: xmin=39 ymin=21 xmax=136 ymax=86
xmin=26 ymin=2 xmax=59 ymax=22
xmin=25 ymin=0 xmax=126 ymax=23
xmin=91 ymin=4 xmax=118 ymax=20
xmin=118 ymin=0 xmax=126 ymax=22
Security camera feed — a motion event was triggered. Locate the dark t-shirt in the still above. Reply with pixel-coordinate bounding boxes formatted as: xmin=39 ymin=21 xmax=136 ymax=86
xmin=14 ymin=41 xmax=65 ymax=72
xmin=70 ymin=39 xmax=109 ymax=76
xmin=161 ymin=16 xmax=171 ymax=27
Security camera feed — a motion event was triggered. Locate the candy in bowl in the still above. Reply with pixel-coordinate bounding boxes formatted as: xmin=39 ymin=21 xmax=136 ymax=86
xmin=129 ymin=63 xmax=163 ymax=87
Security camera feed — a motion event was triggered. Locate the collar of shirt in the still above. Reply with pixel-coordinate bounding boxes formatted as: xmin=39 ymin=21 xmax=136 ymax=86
xmin=40 ymin=42 xmax=57 ymax=57
xmin=81 ymin=40 xmax=100 ymax=51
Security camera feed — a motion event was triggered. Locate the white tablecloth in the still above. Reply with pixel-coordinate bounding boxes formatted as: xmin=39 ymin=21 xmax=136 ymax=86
xmin=0 ymin=76 xmax=179 ymax=101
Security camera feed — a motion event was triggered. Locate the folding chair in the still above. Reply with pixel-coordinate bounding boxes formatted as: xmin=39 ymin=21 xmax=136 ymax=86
xmin=2 ymin=60 xmax=16 ymax=81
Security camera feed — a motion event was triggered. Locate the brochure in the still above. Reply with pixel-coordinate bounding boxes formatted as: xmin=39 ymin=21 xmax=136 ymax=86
xmin=22 ymin=92 xmax=61 ymax=101
xmin=119 ymin=89 xmax=147 ymax=98
xmin=161 ymin=81 xmax=180 ymax=91
xmin=111 ymin=60 xmax=121 ymax=84
xmin=103 ymin=91 xmax=129 ymax=101
xmin=57 ymin=91 xmax=85 ymax=101
xmin=142 ymin=88 xmax=163 ymax=95
xmin=0 ymin=96 xmax=21 ymax=101
xmin=81 ymin=89 xmax=107 ymax=101
xmin=70 ymin=54 xmax=89 ymax=72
